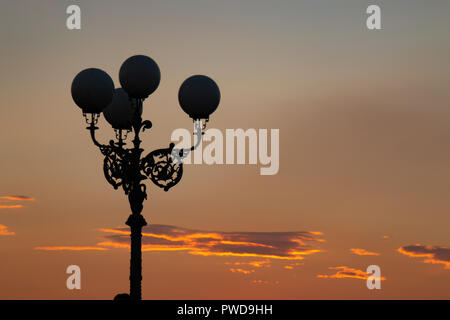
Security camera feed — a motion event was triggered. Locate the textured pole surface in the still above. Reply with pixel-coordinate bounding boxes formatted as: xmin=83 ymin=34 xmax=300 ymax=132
xmin=126 ymin=98 xmax=147 ymax=300
xmin=126 ymin=212 xmax=146 ymax=300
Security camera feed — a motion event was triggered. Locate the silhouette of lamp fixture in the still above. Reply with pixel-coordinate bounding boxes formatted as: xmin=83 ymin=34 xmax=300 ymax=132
xmin=70 ymin=55 xmax=220 ymax=300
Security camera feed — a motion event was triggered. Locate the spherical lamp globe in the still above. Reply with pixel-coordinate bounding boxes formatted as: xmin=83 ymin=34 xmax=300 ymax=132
xmin=103 ymin=88 xmax=137 ymax=130
xmin=71 ymin=68 xmax=115 ymax=114
xmin=119 ymin=55 xmax=160 ymax=99
xmin=178 ymin=75 xmax=220 ymax=120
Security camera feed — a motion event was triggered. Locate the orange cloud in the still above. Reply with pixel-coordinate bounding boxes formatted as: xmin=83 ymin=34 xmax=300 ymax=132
xmin=0 ymin=196 xmax=35 ymax=202
xmin=35 ymin=246 xmax=108 ymax=251
xmin=0 ymin=204 xmax=23 ymax=209
xmin=252 ymin=280 xmax=269 ymax=284
xmin=97 ymin=241 xmax=194 ymax=252
xmin=398 ymin=245 xmax=450 ymax=269
xmin=225 ymin=260 xmax=270 ymax=268
xmin=284 ymin=262 xmax=303 ymax=269
xmin=0 ymin=224 xmax=14 ymax=236
xmin=225 ymin=260 xmax=271 ymax=274
xmin=317 ymin=266 xmax=386 ymax=280
xmin=350 ymin=248 xmax=380 ymax=256
xmin=99 ymin=224 xmax=324 ymax=261
xmin=188 ymin=250 xmax=318 ymax=260
xmin=230 ymin=268 xmax=254 ymax=275
xmin=0 ymin=195 xmax=35 ymax=209
xmin=251 ymin=280 xmax=279 ymax=285
xmin=38 ymin=225 xmax=324 ymax=267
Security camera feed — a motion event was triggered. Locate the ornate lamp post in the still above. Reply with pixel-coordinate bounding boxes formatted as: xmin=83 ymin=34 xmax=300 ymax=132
xmin=70 ymin=55 xmax=220 ymax=300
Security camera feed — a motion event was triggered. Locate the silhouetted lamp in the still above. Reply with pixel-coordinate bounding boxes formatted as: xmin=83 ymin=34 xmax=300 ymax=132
xmin=101 ymin=88 xmax=140 ymax=147
xmin=178 ymin=75 xmax=220 ymax=121
xmin=70 ymin=55 xmax=221 ymax=300
xmin=119 ymin=55 xmax=161 ymax=99
xmin=172 ymin=75 xmax=221 ymax=163
xmin=71 ymin=68 xmax=115 ymax=114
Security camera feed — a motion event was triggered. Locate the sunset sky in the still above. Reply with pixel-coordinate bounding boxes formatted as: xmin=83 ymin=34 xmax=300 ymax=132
xmin=1 ymin=0 xmax=450 ymax=299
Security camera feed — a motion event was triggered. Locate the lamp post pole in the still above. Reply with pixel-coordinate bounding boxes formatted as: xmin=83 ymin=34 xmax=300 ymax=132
xmin=71 ymin=55 xmax=220 ymax=300
xmin=126 ymin=99 xmax=146 ymax=300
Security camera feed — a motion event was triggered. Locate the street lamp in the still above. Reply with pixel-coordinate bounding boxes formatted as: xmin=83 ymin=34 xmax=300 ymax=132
xmin=70 ymin=55 xmax=220 ymax=300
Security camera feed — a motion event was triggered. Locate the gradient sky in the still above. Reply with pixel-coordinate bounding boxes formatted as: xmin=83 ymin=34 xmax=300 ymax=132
xmin=1 ymin=0 xmax=450 ymax=299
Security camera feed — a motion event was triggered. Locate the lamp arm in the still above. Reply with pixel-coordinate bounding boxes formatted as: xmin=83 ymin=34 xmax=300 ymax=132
xmin=171 ymin=120 xmax=204 ymax=163
xmin=87 ymin=124 xmax=105 ymax=149
xmin=85 ymin=119 xmax=133 ymax=193
xmin=83 ymin=113 xmax=109 ymax=149
xmin=87 ymin=120 xmax=126 ymax=154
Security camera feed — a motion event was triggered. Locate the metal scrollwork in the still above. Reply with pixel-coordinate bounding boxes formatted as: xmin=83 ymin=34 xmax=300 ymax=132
xmin=89 ymin=116 xmax=186 ymax=196
xmin=99 ymin=141 xmax=133 ymax=194
xmin=141 ymin=144 xmax=183 ymax=192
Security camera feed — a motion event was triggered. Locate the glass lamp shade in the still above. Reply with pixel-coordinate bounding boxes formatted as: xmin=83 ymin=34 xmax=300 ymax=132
xmin=71 ymin=68 xmax=115 ymax=114
xmin=178 ymin=75 xmax=220 ymax=120
xmin=103 ymin=88 xmax=137 ymax=130
xmin=119 ymin=55 xmax=160 ymax=99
